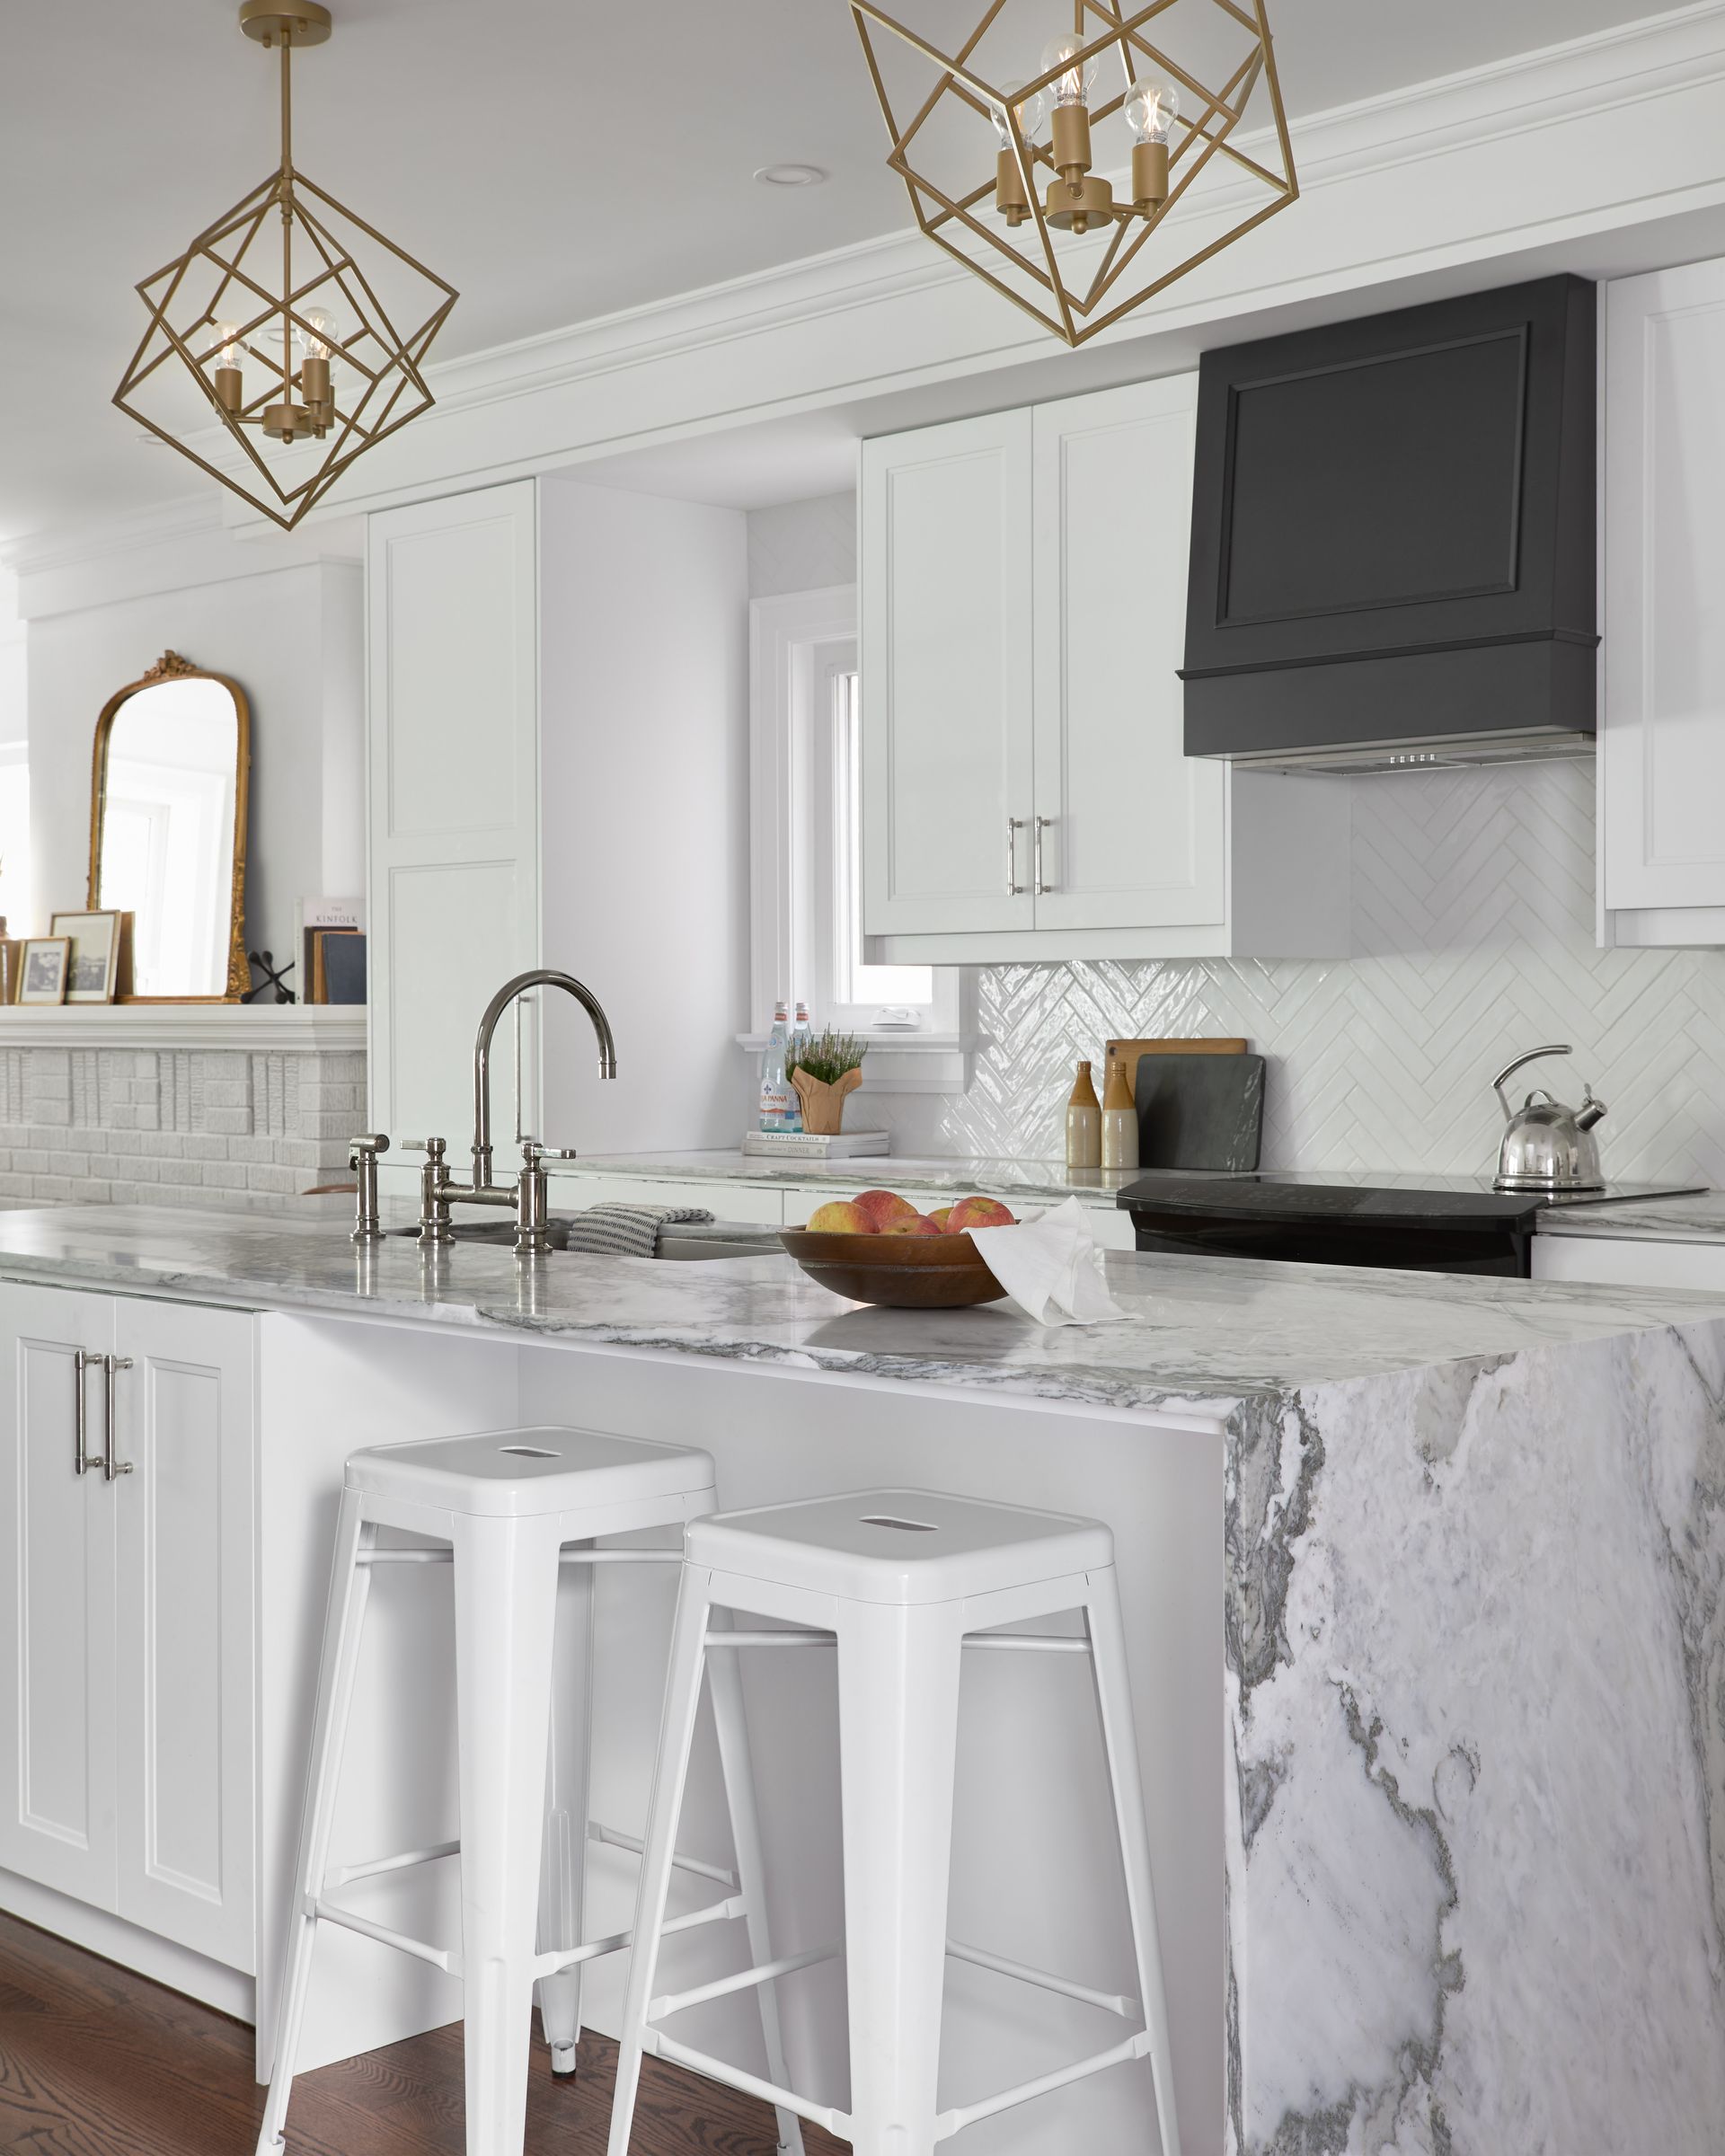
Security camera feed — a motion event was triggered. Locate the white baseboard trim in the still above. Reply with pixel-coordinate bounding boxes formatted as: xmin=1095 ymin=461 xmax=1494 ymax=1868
xmin=0 ymin=1866 xmax=257 ymax=2028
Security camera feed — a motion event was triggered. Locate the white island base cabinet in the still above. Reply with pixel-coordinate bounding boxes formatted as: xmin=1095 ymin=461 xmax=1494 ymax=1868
xmin=0 ymin=1289 xmax=256 ymax=2004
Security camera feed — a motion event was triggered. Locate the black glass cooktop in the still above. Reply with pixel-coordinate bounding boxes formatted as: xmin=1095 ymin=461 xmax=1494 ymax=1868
xmin=1117 ymin=1170 xmax=1704 ymax=1224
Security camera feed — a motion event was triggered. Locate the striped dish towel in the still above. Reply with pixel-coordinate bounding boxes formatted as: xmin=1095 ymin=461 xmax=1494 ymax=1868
xmin=564 ymin=1203 xmax=714 ymax=1258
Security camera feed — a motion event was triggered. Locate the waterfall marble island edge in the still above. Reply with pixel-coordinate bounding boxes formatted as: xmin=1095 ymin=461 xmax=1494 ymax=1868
xmin=1 ymin=1203 xmax=1721 ymax=2156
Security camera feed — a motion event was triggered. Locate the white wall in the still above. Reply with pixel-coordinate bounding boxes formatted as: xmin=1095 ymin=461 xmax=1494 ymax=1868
xmin=747 ymin=492 xmax=855 ymax=598
xmin=22 ymin=549 xmax=362 ymax=974
xmin=537 ymin=478 xmax=751 ymax=1151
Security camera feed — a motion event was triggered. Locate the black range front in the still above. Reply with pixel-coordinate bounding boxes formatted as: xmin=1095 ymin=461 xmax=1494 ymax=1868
xmin=1117 ymin=1172 xmax=1702 ymax=1277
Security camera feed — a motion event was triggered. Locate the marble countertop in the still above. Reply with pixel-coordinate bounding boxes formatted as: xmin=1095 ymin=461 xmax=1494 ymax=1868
xmin=1 ymin=1203 xmax=1722 ymax=1417
xmin=563 ymin=1151 xmax=1144 ymax=1205
xmin=1534 ymin=1189 xmax=1725 ymax=1242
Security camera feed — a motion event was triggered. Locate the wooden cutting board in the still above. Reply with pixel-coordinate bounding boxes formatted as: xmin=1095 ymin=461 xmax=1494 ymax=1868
xmin=1105 ymin=1037 xmax=1248 ymax=1097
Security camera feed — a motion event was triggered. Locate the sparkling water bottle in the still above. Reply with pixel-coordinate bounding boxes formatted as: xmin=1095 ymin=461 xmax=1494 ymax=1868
xmin=759 ymin=1003 xmax=793 ymax=1132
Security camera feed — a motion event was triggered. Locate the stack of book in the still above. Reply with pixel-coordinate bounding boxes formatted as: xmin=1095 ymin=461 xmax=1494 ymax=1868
xmin=740 ymin=1129 xmax=889 ymax=1160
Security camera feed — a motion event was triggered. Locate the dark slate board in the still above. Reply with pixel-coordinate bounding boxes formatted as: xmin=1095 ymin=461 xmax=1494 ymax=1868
xmin=1134 ymin=1053 xmax=1265 ymax=1171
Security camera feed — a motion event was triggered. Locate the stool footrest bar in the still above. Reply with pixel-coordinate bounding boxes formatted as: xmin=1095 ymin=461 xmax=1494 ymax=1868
xmin=644 ymin=2028 xmax=850 ymax=2139
xmin=649 ymin=1941 xmax=840 ymax=2022
xmin=945 ymin=1935 xmax=1139 ymax=2018
xmin=356 ymin=1547 xmax=452 ymax=1566
xmin=535 ymin=1892 xmax=746 ymax=1979
xmin=561 ymin=1547 xmax=685 ymax=1564
xmin=308 ymin=1896 xmax=458 ymax=1976
xmin=323 ymin=1838 xmax=462 ymax=1888
xmin=703 ymin=1629 xmax=835 ymax=1648
xmin=962 ymin=1632 xmax=1091 ymax=1652
xmin=588 ymin=1819 xmax=739 ymax=1888
xmin=933 ymin=2030 xmax=1151 ymax=2140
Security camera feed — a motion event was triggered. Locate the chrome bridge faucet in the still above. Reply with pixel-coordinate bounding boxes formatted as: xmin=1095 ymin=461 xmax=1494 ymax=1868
xmin=401 ymin=968 xmax=618 ymax=1258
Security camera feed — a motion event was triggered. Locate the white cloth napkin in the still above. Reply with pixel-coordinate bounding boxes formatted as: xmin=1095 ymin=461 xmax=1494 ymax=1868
xmin=966 ymin=1197 xmax=1129 ymax=1327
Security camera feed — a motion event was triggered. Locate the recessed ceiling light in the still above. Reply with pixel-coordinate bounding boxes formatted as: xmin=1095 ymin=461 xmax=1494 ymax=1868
xmin=754 ymin=163 xmax=827 ymax=188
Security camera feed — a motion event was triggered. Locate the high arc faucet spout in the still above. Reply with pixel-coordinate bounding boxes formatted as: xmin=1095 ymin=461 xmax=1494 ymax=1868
xmin=472 ymin=968 xmax=617 ymax=1191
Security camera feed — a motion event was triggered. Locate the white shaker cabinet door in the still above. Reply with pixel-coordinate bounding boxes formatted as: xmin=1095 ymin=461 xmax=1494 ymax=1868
xmin=111 ymin=1300 xmax=257 ymax=1971
xmin=368 ymin=480 xmax=542 ymax=1161
xmin=1031 ymin=375 xmax=1225 ymax=932
xmin=1602 ymin=260 xmax=1725 ymax=922
xmin=0 ymin=1289 xmax=119 ymax=1909
xmin=861 ymin=409 xmax=1037 ymax=936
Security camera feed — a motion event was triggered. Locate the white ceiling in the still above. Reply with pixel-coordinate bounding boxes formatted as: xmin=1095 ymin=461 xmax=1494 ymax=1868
xmin=0 ymin=0 xmax=1685 ymax=545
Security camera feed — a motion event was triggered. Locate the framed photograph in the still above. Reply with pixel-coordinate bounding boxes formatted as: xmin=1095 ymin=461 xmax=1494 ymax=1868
xmin=49 ymin=909 xmax=124 ymax=1004
xmin=18 ymin=937 xmax=71 ymax=1006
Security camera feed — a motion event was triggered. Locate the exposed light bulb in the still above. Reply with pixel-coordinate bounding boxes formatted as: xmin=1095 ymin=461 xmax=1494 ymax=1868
xmin=1124 ymin=78 xmax=1178 ymax=145
xmin=299 ymin=306 xmax=335 ymax=432
xmin=302 ymin=306 xmax=334 ymax=360
xmin=1125 ymin=76 xmax=1177 ymax=209
xmin=210 ymin=323 xmax=243 ymax=414
xmin=990 ymin=82 xmax=1046 ymax=149
xmin=1040 ymin=31 xmax=1094 ymax=108
xmin=991 ymin=82 xmax=1046 ymax=225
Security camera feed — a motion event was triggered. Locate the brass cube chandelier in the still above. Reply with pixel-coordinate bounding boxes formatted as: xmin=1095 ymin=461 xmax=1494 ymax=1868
xmin=849 ymin=0 xmax=1296 ymax=347
xmin=114 ymin=1 xmax=456 ymax=531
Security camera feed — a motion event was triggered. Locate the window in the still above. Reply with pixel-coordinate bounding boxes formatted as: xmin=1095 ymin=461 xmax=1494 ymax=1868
xmin=748 ymin=585 xmax=962 ymax=1054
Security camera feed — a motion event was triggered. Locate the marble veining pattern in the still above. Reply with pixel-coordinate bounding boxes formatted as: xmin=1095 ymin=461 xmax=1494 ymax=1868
xmin=3 ymin=1201 xmax=1724 ymax=2147
xmin=1537 ymin=1189 xmax=1725 ymax=1242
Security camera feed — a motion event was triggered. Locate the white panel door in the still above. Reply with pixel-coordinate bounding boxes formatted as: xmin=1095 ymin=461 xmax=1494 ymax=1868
xmin=0 ymin=1288 xmax=119 ymax=1909
xmin=368 ymin=481 xmax=541 ymax=1161
xmin=1603 ymin=260 xmax=1725 ymax=912
xmin=861 ymin=410 xmax=1036 ymax=936
xmin=112 ymin=1300 xmax=256 ymax=1971
xmin=1031 ymin=375 xmax=1224 ymax=932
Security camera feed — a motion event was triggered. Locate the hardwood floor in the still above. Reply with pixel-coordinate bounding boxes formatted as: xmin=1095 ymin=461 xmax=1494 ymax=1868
xmin=0 ymin=1909 xmax=845 ymax=2155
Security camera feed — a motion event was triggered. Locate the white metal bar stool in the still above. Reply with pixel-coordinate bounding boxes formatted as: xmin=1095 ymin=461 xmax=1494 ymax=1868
xmin=258 ymin=1425 xmax=803 ymax=2156
xmin=607 ymin=1485 xmax=1181 ymax=2156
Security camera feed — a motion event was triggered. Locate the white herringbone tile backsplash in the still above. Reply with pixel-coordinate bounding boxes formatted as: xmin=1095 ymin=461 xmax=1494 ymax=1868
xmin=870 ymin=760 xmax=1725 ymax=1185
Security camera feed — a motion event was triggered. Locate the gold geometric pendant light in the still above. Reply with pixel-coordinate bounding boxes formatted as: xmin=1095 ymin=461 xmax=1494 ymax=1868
xmin=849 ymin=0 xmax=1296 ymax=348
xmin=114 ymin=1 xmax=456 ymax=531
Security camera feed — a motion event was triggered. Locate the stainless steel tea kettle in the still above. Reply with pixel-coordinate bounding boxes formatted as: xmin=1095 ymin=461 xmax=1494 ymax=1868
xmin=1491 ymin=1044 xmax=1606 ymax=1191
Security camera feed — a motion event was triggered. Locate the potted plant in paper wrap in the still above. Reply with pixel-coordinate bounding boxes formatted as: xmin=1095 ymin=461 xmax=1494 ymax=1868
xmin=789 ymin=1029 xmax=866 ymax=1135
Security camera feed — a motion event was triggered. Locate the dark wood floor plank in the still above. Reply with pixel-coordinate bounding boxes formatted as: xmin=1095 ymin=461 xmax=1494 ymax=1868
xmin=0 ymin=1910 xmax=846 ymax=2155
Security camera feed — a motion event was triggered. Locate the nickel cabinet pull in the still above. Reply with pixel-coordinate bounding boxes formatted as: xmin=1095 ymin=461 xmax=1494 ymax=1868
xmin=1034 ymin=816 xmax=1054 ymax=896
xmin=102 ymin=1354 xmax=135 ymax=1481
xmin=73 ymin=1348 xmax=102 ymax=1476
xmin=1005 ymin=817 xmax=1025 ymax=897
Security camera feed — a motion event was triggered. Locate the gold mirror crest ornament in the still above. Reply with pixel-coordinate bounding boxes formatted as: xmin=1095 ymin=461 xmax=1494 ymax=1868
xmin=847 ymin=0 xmax=1296 ymax=348
xmin=113 ymin=3 xmax=457 ymax=532
xmin=89 ymin=653 xmax=252 ymax=1003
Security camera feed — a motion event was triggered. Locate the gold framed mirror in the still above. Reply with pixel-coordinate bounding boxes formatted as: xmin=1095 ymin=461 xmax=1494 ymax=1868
xmin=88 ymin=651 xmax=251 ymax=1002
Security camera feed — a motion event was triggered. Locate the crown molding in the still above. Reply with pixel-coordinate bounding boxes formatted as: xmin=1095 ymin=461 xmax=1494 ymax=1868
xmin=16 ymin=0 xmax=1725 ymax=564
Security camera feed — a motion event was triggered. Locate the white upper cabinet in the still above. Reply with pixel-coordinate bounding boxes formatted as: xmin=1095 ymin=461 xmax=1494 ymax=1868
xmin=1601 ymin=258 xmax=1725 ymax=944
xmin=861 ymin=409 xmax=1036 ymax=936
xmin=1031 ymin=376 xmax=1224 ymax=933
xmin=861 ymin=376 xmax=1349 ymax=962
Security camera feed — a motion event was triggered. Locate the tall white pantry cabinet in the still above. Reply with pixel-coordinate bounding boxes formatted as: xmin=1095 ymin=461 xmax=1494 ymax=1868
xmin=860 ymin=373 xmax=1351 ymax=964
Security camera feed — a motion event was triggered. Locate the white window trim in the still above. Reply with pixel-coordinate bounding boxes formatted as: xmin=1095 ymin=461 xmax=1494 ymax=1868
xmin=744 ymin=585 xmax=973 ymax=1094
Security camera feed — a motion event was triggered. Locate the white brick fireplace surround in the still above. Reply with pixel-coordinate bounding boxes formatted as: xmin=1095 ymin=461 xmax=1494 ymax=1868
xmin=0 ymin=1008 xmax=365 ymax=1211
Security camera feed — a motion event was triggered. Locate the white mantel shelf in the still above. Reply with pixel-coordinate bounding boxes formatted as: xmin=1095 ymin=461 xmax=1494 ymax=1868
xmin=0 ymin=1005 xmax=367 ymax=1052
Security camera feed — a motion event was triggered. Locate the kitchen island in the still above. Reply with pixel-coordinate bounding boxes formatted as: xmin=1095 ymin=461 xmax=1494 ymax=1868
xmin=2 ymin=1205 xmax=1722 ymax=2155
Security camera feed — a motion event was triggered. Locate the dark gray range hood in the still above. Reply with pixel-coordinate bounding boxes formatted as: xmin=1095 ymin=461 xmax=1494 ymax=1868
xmin=1181 ymin=277 xmax=1598 ymax=775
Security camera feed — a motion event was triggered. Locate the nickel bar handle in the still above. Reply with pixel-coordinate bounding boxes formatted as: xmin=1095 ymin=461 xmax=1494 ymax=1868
xmin=74 ymin=1348 xmax=102 ymax=1476
xmin=1034 ymin=816 xmax=1053 ymax=896
xmin=1006 ymin=817 xmax=1024 ymax=896
xmin=102 ymin=1355 xmax=135 ymax=1482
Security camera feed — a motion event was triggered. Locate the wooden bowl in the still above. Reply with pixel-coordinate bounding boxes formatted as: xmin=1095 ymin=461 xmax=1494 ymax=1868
xmin=778 ymin=1227 xmax=1010 ymax=1308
